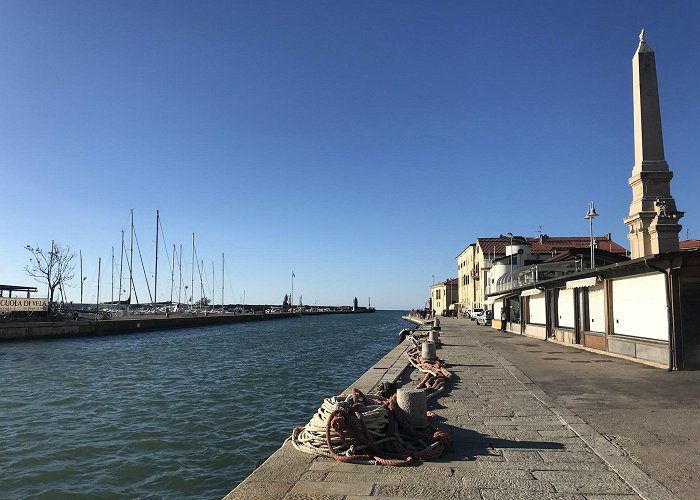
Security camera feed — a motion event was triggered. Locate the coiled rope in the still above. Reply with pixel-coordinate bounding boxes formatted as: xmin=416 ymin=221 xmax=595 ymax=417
xmin=405 ymin=335 xmax=452 ymax=400
xmin=290 ymin=388 xmax=449 ymax=466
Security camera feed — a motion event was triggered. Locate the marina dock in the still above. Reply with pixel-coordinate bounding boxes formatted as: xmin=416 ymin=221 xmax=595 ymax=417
xmin=224 ymin=317 xmax=682 ymax=499
xmin=0 ymin=308 xmax=373 ymax=341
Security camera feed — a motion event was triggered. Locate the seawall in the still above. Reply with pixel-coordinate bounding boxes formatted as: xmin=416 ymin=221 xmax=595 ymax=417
xmin=0 ymin=313 xmax=299 ymax=341
xmin=0 ymin=309 xmax=370 ymax=342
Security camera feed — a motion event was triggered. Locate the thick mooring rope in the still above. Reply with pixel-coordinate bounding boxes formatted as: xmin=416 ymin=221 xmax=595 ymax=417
xmin=290 ymin=388 xmax=449 ymax=465
xmin=405 ymin=337 xmax=452 ymax=400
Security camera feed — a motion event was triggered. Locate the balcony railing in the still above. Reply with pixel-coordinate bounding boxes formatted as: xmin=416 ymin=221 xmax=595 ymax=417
xmin=484 ymin=259 xmax=585 ymax=296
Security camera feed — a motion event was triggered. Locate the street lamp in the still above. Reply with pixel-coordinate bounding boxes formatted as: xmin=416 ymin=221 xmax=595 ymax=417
xmin=584 ymin=202 xmax=599 ymax=270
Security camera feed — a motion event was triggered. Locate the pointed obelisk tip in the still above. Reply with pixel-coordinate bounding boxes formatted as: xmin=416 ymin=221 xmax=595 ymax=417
xmin=639 ymin=28 xmax=645 ymax=43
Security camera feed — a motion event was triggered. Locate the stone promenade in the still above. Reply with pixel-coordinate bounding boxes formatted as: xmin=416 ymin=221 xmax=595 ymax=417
xmin=224 ymin=318 xmax=679 ymax=500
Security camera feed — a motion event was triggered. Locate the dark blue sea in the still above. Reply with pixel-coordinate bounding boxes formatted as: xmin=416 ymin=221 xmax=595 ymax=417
xmin=0 ymin=310 xmax=406 ymax=499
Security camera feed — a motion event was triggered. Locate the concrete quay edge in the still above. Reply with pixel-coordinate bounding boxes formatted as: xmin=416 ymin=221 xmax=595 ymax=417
xmin=224 ymin=332 xmax=414 ymax=500
xmin=223 ymin=319 xmax=678 ymax=500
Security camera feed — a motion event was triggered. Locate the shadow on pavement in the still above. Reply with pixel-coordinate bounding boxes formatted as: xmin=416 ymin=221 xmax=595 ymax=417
xmin=434 ymin=425 xmax=565 ymax=461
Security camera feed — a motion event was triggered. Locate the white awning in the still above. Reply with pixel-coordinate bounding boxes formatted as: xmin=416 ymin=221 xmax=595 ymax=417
xmin=520 ymin=288 xmax=543 ymax=297
xmin=484 ymin=293 xmax=510 ymax=305
xmin=565 ymin=276 xmax=599 ymax=289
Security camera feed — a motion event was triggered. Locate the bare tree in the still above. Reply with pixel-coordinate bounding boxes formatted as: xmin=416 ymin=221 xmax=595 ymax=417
xmin=24 ymin=242 xmax=76 ymax=314
xmin=193 ymin=296 xmax=211 ymax=308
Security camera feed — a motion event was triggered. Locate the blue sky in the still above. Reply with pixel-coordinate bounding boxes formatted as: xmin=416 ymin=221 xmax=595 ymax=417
xmin=2 ymin=1 xmax=699 ymax=310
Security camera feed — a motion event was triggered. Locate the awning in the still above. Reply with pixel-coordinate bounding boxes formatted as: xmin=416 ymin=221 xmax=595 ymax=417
xmin=565 ymin=276 xmax=599 ymax=289
xmin=484 ymin=293 xmax=510 ymax=305
xmin=520 ymin=288 xmax=543 ymax=297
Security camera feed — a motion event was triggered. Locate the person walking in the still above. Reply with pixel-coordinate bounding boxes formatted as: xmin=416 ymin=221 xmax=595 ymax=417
xmin=500 ymin=307 xmax=507 ymax=332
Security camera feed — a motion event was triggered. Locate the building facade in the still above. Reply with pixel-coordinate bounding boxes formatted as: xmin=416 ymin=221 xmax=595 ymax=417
xmin=487 ymin=249 xmax=700 ymax=370
xmin=458 ymin=235 xmax=627 ymax=317
xmin=430 ymin=278 xmax=458 ymax=316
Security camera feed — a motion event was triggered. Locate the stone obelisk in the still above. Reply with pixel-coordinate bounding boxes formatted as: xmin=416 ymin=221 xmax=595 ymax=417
xmin=624 ymin=30 xmax=683 ymax=258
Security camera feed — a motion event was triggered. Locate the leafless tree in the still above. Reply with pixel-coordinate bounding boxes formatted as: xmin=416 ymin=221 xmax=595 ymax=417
xmin=24 ymin=242 xmax=76 ymax=313
xmin=193 ymin=296 xmax=211 ymax=308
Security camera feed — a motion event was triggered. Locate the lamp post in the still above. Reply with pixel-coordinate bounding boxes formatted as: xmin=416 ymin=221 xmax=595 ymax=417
xmin=584 ymin=202 xmax=599 ymax=270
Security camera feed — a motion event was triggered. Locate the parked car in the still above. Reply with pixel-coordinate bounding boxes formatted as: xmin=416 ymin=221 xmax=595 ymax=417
xmin=441 ymin=308 xmax=456 ymax=317
xmin=469 ymin=308 xmax=484 ymax=320
xmin=475 ymin=310 xmax=492 ymax=326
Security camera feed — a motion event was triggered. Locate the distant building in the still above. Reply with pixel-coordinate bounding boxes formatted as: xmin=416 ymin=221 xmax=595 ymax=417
xmin=680 ymin=240 xmax=700 ymax=251
xmin=456 ymin=235 xmax=627 ymax=315
xmin=430 ymin=278 xmax=458 ymax=316
xmin=456 ymin=244 xmax=475 ymax=317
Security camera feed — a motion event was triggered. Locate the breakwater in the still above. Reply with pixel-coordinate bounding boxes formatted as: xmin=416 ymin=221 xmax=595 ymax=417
xmin=0 ymin=309 xmax=374 ymax=341
xmin=0 ymin=311 xmax=404 ymax=499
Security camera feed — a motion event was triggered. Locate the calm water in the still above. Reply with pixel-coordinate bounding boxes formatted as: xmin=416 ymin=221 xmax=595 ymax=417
xmin=0 ymin=310 xmax=406 ymax=499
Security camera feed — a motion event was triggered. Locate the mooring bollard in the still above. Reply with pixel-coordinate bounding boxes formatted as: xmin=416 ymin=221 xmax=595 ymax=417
xmin=429 ymin=329 xmax=440 ymax=344
xmin=396 ymin=387 xmax=428 ymax=429
xmin=421 ymin=340 xmax=437 ymax=361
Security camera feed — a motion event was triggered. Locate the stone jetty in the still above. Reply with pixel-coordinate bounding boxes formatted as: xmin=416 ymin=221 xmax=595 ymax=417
xmin=223 ymin=317 xmax=683 ymax=499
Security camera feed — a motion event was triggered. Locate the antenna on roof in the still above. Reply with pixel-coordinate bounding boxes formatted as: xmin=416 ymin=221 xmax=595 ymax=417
xmin=537 ymin=225 xmax=542 ymax=237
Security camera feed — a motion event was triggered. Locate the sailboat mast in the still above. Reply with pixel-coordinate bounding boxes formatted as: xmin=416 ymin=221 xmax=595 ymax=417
xmin=170 ymin=244 xmax=175 ymax=304
xmin=118 ymin=230 xmax=124 ymax=305
xmin=221 ymin=253 xmax=224 ymax=312
xmin=97 ymin=257 xmax=101 ymax=312
xmin=191 ymin=233 xmax=195 ymax=310
xmin=80 ymin=250 xmax=84 ymax=304
xmin=129 ymin=209 xmax=134 ymax=312
xmin=178 ymin=244 xmax=183 ymax=305
xmin=111 ymin=246 xmax=114 ymax=303
xmin=211 ymin=261 xmax=215 ymax=311
xmin=154 ymin=209 xmax=159 ymax=306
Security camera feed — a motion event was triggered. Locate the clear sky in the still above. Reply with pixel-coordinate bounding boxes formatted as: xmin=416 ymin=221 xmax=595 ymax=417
xmin=2 ymin=1 xmax=699 ymax=310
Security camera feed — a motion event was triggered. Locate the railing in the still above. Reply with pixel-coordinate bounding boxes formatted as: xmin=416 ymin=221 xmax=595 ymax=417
xmin=484 ymin=259 xmax=586 ymax=296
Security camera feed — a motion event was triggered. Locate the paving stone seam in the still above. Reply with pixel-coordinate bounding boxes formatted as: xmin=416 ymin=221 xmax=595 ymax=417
xmin=470 ymin=332 xmax=678 ymax=500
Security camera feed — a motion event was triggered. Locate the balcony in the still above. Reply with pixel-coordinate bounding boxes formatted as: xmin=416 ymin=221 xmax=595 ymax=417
xmin=484 ymin=258 xmax=585 ymax=296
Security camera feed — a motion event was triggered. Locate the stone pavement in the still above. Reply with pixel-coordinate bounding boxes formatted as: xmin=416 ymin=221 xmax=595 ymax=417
xmin=224 ymin=319 xmax=678 ymax=500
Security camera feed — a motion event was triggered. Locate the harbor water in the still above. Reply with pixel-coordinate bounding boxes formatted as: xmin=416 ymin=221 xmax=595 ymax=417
xmin=0 ymin=310 xmax=406 ymax=499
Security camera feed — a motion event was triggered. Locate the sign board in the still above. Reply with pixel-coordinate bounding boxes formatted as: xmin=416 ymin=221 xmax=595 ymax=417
xmin=0 ymin=297 xmax=49 ymax=312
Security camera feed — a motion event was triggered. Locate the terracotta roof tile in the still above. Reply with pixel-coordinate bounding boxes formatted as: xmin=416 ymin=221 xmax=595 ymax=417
xmin=475 ymin=236 xmax=627 ymax=256
xmin=680 ymin=239 xmax=700 ymax=250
